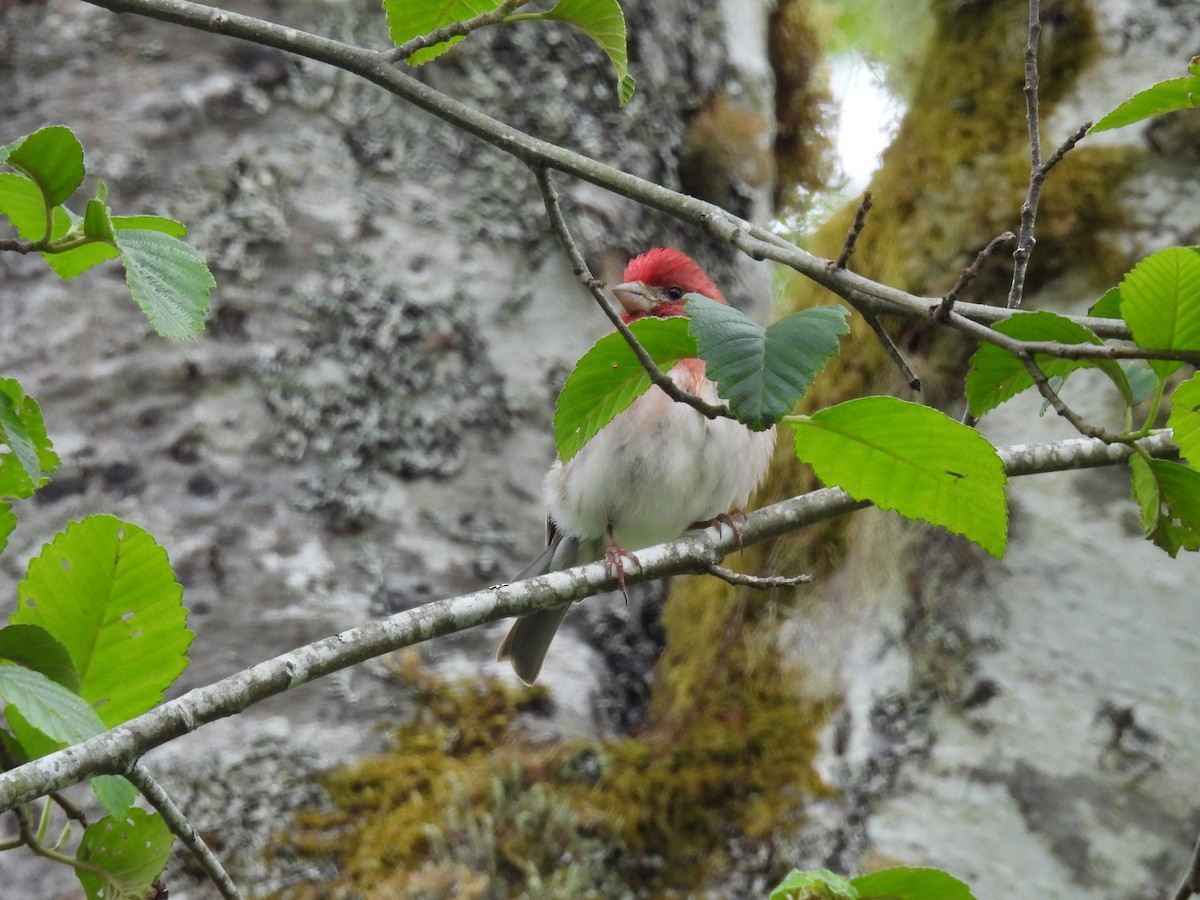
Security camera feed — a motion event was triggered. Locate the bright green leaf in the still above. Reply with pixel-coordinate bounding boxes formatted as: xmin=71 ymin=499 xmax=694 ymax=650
xmin=1168 ymin=373 xmax=1200 ymax=470
xmin=91 ymin=775 xmax=139 ymax=820
xmin=686 ymin=294 xmax=849 ymax=430
xmin=0 ymin=624 xmax=80 ymax=692
xmin=0 ymin=502 xmax=14 ymax=555
xmin=1090 ymin=73 xmax=1200 ymax=134
xmin=384 ymin=0 xmax=507 ymax=64
xmin=554 ymin=317 xmax=697 ymax=461
xmin=852 ymin=866 xmax=978 ymax=900
xmin=1088 ymin=285 xmax=1122 ymax=319
xmin=0 ymin=171 xmax=48 ymax=239
xmin=791 ymin=397 xmax=1008 ymax=556
xmin=965 ymin=311 xmax=1131 ymax=415
xmin=0 ymin=378 xmax=59 ymax=498
xmin=536 ymin=0 xmax=634 ymax=105
xmin=112 ymin=214 xmax=187 ymax=238
xmin=1130 ymin=455 xmax=1200 ymax=556
xmin=14 ymin=515 xmax=192 ymax=727
xmin=76 ymin=809 xmax=175 ymax=900
xmin=83 ymin=196 xmax=116 ymax=242
xmin=0 ymin=664 xmax=105 ymax=746
xmin=114 ymin=228 xmax=214 ymax=339
xmin=769 ymin=868 xmax=858 ymax=899
xmin=3 ymin=125 xmax=86 ymax=207
xmin=43 ymin=238 xmax=120 ymax=280
xmin=1120 ymin=247 xmax=1200 ymax=379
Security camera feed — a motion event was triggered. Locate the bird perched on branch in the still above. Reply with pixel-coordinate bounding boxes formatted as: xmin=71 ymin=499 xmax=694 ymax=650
xmin=498 ymin=248 xmax=777 ymax=684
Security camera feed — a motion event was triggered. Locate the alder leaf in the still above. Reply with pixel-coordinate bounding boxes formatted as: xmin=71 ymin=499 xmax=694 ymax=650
xmin=852 ymin=866 xmax=978 ymax=900
xmin=1090 ymin=63 xmax=1200 ymax=133
xmin=76 ymin=809 xmax=174 ymax=900
xmin=1119 ymin=246 xmax=1200 ymax=379
xmin=1168 ymin=373 xmax=1200 ymax=470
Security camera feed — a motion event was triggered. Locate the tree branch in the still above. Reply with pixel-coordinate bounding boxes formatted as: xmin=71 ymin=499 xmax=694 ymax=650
xmin=1172 ymin=830 xmax=1200 ymax=900
xmin=0 ymin=432 xmax=1178 ymax=812
xmin=387 ymin=0 xmax=520 ymax=63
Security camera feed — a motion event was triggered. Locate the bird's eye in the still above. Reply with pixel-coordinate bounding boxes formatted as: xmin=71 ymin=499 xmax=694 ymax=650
xmin=666 ymin=286 xmax=684 ymax=301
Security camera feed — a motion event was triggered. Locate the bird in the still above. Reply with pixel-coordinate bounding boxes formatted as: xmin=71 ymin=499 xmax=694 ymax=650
xmin=498 ymin=247 xmax=777 ymax=685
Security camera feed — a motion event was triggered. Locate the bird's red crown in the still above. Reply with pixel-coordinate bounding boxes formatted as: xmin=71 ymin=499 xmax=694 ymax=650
xmin=622 ymin=248 xmax=727 ymax=304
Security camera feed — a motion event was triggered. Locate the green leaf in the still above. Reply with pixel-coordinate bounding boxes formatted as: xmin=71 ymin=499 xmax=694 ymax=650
xmin=0 ymin=624 xmax=80 ymax=691
xmin=1119 ymin=361 xmax=1160 ymax=407
xmin=0 ymin=377 xmax=60 ymax=498
xmin=1130 ymin=455 xmax=1200 ymax=556
xmin=0 ymin=502 xmax=14 ymax=555
xmin=1119 ymin=246 xmax=1200 ymax=379
xmin=852 ymin=866 xmax=978 ymax=899
xmin=384 ymin=0 xmax=507 ymax=64
xmin=535 ymin=0 xmax=635 ymax=105
xmin=14 ymin=515 xmax=192 ymax=727
xmin=965 ymin=311 xmax=1131 ymax=415
xmin=112 ymin=214 xmax=187 ymax=238
xmin=114 ymin=228 xmax=214 ymax=339
xmin=43 ymin=238 xmax=120 ymax=280
xmin=791 ymin=397 xmax=1008 ymax=556
xmin=83 ymin=196 xmax=116 ymax=242
xmin=3 ymin=125 xmax=86 ymax=207
xmin=1090 ymin=73 xmax=1200 ymax=133
xmin=1168 ymin=373 xmax=1200 ymax=470
xmin=91 ymin=775 xmax=139 ymax=820
xmin=769 ymin=868 xmax=858 ymax=899
xmin=554 ymin=317 xmax=697 ymax=461
xmin=1088 ymin=285 xmax=1122 ymax=319
xmin=0 ymin=664 xmax=105 ymax=746
xmin=0 ymin=171 xmax=48 ymax=239
xmin=686 ymin=295 xmax=849 ymax=430
xmin=76 ymin=809 xmax=175 ymax=900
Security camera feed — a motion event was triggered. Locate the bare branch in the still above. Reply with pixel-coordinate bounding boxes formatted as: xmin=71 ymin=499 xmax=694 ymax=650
xmin=864 ymin=314 xmax=921 ymax=391
xmin=707 ymin=565 xmax=812 ymax=589
xmin=0 ymin=239 xmax=44 ymax=253
xmin=1018 ymin=353 xmax=1123 ymax=442
xmin=1172 ymin=831 xmax=1200 ymax=900
xmin=531 ymin=166 xmax=736 ymax=422
xmin=0 ymin=431 xmax=1179 ymax=813
xmin=387 ymin=0 xmax=520 ymax=63
xmin=126 ymin=763 xmax=243 ymax=900
xmin=937 ymin=232 xmax=1016 ymax=322
xmin=831 ymin=191 xmax=872 ymax=270
xmin=1008 ymin=0 xmax=1044 ymax=310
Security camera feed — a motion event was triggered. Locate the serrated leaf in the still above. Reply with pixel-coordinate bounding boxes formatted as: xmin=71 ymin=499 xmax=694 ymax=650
xmin=0 ymin=378 xmax=59 ymax=498
xmin=4 ymin=125 xmax=85 ymax=207
xmin=14 ymin=515 xmax=192 ymax=727
xmin=76 ymin=809 xmax=175 ymax=900
xmin=791 ymin=397 xmax=1008 ymax=556
xmin=686 ymin=294 xmax=849 ymax=429
xmin=0 ymin=502 xmax=14 ymax=555
xmin=554 ymin=317 xmax=697 ymax=461
xmin=852 ymin=866 xmax=977 ymax=899
xmin=0 ymin=664 xmax=105 ymax=746
xmin=965 ymin=311 xmax=1131 ymax=415
xmin=1119 ymin=361 xmax=1159 ymax=407
xmin=0 ymin=624 xmax=80 ymax=691
xmin=1130 ymin=455 xmax=1200 ymax=556
xmin=1088 ymin=285 xmax=1122 ymax=319
xmin=1090 ymin=73 xmax=1200 ymax=133
xmin=770 ymin=868 xmax=858 ymax=899
xmin=0 ymin=171 xmax=48 ymax=239
xmin=384 ymin=0 xmax=507 ymax=64
xmin=1120 ymin=246 xmax=1200 ymax=379
xmin=44 ymin=238 xmax=120 ymax=280
xmin=91 ymin=775 xmax=138 ymax=820
xmin=114 ymin=228 xmax=214 ymax=339
xmin=112 ymin=214 xmax=187 ymax=238
xmin=537 ymin=0 xmax=634 ymax=105
xmin=1168 ymin=373 xmax=1200 ymax=469
xmin=83 ymin=196 xmax=116 ymax=242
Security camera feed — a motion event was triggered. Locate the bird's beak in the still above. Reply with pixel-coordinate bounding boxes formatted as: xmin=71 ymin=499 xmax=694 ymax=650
xmin=611 ymin=280 xmax=655 ymax=315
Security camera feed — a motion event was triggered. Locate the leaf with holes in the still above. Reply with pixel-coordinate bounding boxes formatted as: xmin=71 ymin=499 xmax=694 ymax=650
xmin=76 ymin=809 xmax=174 ymax=900
xmin=791 ymin=397 xmax=1008 ymax=556
xmin=1130 ymin=455 xmax=1200 ymax=556
xmin=1169 ymin=373 xmax=1200 ymax=470
xmin=13 ymin=515 xmax=192 ymax=727
xmin=0 ymin=378 xmax=59 ymax=498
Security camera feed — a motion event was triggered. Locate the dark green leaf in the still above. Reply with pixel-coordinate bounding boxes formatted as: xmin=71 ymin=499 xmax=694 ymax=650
xmin=1119 ymin=361 xmax=1159 ymax=407
xmin=1090 ymin=73 xmax=1200 ymax=133
xmin=14 ymin=515 xmax=192 ymax=727
xmin=1130 ymin=455 xmax=1200 ymax=556
xmin=554 ymin=317 xmax=697 ymax=461
xmin=769 ymin=868 xmax=858 ymax=899
xmin=114 ymin=228 xmax=214 ymax=339
xmin=76 ymin=809 xmax=175 ymax=900
xmin=687 ymin=295 xmax=849 ymax=430
xmin=1120 ymin=246 xmax=1200 ymax=379
xmin=852 ymin=866 xmax=978 ymax=900
xmin=0 ymin=378 xmax=59 ymax=498
xmin=0 ymin=664 xmax=105 ymax=746
xmin=791 ymin=397 xmax=1008 ymax=556
xmin=965 ymin=311 xmax=1130 ymax=415
xmin=1168 ymin=373 xmax=1200 ymax=470
xmin=0 ymin=624 xmax=79 ymax=691
xmin=3 ymin=125 xmax=86 ymax=207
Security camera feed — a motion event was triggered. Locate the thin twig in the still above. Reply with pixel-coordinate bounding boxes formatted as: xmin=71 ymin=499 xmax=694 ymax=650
xmin=1008 ymin=0 xmax=1044 ymax=310
xmin=706 ymin=565 xmax=812 ymax=589
xmin=831 ymin=191 xmax=872 ymax=269
xmin=1018 ymin=353 xmax=1123 ymax=442
xmin=388 ymin=0 xmax=520 ymax=63
xmin=937 ymin=232 xmax=1016 ymax=321
xmin=0 ymin=239 xmax=43 ymax=253
xmin=127 ymin=763 xmax=244 ymax=900
xmin=1171 ymin=830 xmax=1200 ymax=900
xmin=531 ymin=165 xmax=736 ymax=422
xmin=864 ymin=314 xmax=921 ymax=391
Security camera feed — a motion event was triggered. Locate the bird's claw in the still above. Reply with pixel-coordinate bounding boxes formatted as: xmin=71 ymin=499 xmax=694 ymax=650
xmin=690 ymin=510 xmax=745 ymax=551
xmin=604 ymin=538 xmax=640 ymax=604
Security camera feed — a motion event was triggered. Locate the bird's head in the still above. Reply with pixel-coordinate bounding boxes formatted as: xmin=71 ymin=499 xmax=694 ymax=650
xmin=612 ymin=247 xmax=726 ymax=323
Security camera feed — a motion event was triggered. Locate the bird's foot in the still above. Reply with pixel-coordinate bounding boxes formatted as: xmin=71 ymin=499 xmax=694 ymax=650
xmin=690 ymin=510 xmax=745 ymax=551
xmin=604 ymin=531 xmax=640 ymax=603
